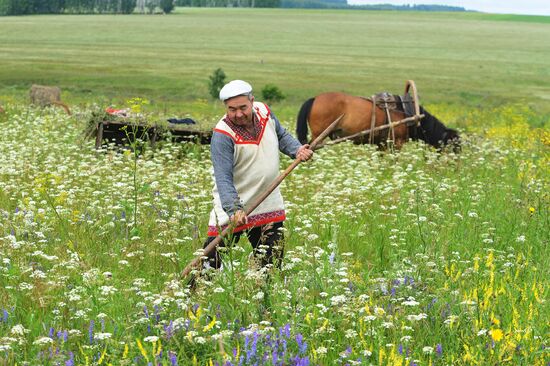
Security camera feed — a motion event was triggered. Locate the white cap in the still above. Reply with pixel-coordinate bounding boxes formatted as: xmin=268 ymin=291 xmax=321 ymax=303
xmin=219 ymin=80 xmax=253 ymax=102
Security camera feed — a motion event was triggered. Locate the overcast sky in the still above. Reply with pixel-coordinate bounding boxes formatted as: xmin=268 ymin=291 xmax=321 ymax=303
xmin=346 ymin=0 xmax=550 ymax=16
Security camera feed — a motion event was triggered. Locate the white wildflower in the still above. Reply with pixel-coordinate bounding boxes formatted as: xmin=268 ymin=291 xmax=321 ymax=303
xmin=345 ymin=329 xmax=357 ymax=338
xmin=10 ymin=324 xmax=29 ymax=336
xmin=95 ymin=333 xmax=112 ymax=340
xmin=423 ymin=346 xmax=434 ymax=354
xmin=330 ymin=295 xmax=346 ymax=307
xmin=516 ymin=235 xmax=526 ymax=243
xmin=33 ymin=337 xmax=54 ymax=346
xmin=402 ymin=299 xmax=420 ymax=306
xmin=477 ymin=329 xmax=488 ymax=336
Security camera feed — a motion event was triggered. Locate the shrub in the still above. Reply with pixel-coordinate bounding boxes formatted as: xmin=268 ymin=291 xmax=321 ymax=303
xmin=160 ymin=0 xmax=175 ymax=13
xmin=261 ymin=84 xmax=285 ymax=103
xmin=208 ymin=68 xmax=226 ymax=99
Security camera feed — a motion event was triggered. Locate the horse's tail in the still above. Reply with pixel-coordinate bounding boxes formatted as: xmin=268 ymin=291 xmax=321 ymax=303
xmin=296 ymin=97 xmax=315 ymax=144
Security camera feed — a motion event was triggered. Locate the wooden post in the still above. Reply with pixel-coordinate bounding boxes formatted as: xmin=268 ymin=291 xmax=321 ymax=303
xmin=320 ymin=114 xmax=425 ymax=148
xmin=95 ymin=122 xmax=104 ymax=149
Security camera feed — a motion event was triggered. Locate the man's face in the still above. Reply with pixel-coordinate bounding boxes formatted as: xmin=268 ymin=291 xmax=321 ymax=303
xmin=225 ymin=95 xmax=254 ymax=126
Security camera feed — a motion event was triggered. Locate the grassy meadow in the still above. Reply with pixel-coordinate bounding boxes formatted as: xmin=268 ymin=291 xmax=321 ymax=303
xmin=0 ymin=8 xmax=549 ymax=366
xmin=1 ymin=8 xmax=550 ymax=121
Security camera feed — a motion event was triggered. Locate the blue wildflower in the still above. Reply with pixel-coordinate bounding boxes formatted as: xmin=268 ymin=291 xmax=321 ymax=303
xmin=88 ymin=320 xmax=94 ymax=344
xmin=296 ymin=334 xmax=307 ymax=354
xmin=436 ymin=343 xmax=443 ymax=356
xmin=65 ymin=351 xmax=74 ymax=366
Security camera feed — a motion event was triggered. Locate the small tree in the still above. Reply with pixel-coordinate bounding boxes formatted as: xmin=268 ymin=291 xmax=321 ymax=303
xmin=208 ymin=68 xmax=226 ymax=99
xmin=145 ymin=0 xmax=158 ymax=13
xmin=121 ymin=0 xmax=137 ymax=13
xmin=160 ymin=0 xmax=174 ymax=13
xmin=261 ymin=84 xmax=285 ymax=103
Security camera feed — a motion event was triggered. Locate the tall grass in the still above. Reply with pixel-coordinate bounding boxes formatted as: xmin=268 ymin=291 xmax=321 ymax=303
xmin=0 ymin=102 xmax=547 ymax=364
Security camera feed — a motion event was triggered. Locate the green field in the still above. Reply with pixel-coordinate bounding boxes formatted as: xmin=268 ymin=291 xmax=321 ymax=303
xmin=1 ymin=8 xmax=550 ymax=122
xmin=0 ymin=8 xmax=549 ymax=365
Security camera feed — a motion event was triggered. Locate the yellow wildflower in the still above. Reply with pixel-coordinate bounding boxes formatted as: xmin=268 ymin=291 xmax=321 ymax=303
xmin=98 ymin=347 xmax=107 ymax=365
xmin=490 ymin=328 xmax=504 ymax=342
xmin=203 ymin=315 xmax=217 ymax=332
xmin=378 ymin=346 xmax=385 ymax=366
xmin=156 ymin=339 xmax=162 ymax=356
xmin=136 ymin=339 xmax=149 ymax=362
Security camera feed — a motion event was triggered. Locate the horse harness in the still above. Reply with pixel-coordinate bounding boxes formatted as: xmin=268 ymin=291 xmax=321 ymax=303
xmin=364 ymin=92 xmax=420 ymax=145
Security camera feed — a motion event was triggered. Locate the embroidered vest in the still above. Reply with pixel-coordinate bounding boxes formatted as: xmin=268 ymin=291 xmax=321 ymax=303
xmin=208 ymin=102 xmax=286 ymax=236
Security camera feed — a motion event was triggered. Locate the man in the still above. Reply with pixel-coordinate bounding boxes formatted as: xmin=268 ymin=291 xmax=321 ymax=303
xmin=203 ymin=79 xmax=313 ymax=273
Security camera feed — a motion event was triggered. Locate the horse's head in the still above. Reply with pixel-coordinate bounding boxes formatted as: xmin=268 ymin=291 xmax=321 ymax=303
xmin=417 ymin=106 xmax=460 ymax=152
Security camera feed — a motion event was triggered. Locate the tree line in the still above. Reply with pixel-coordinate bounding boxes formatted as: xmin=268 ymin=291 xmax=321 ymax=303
xmin=1 ymin=0 xmax=466 ymax=15
xmin=0 ymin=0 xmax=175 ymax=15
xmin=174 ymin=0 xmax=465 ymax=10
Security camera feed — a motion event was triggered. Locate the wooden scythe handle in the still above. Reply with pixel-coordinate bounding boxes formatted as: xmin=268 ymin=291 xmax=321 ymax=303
xmin=180 ymin=114 xmax=344 ymax=279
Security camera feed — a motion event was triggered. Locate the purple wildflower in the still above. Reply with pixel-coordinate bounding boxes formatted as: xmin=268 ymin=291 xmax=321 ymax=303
xmin=296 ymin=334 xmax=307 ymax=354
xmin=2 ymin=309 xmax=8 ymax=323
xmin=164 ymin=321 xmax=174 ymax=340
xmin=329 ymin=252 xmax=335 ymax=264
xmin=154 ymin=305 xmax=161 ymax=323
xmin=398 ymin=344 xmax=403 ymax=354
xmin=88 ymin=320 xmax=94 ymax=344
xmin=49 ymin=327 xmax=55 ymax=338
xmin=143 ymin=306 xmax=150 ymax=318
xmin=295 ymin=356 xmax=310 ymax=366
xmin=65 ymin=352 xmax=74 ymax=366
xmin=283 ymin=324 xmax=291 ymax=338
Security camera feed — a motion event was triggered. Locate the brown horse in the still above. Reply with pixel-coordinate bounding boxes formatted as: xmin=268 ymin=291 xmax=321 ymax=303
xmin=296 ymin=92 xmax=460 ymax=150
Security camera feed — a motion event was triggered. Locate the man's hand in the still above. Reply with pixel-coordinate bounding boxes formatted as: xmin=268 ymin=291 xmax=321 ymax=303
xmin=296 ymin=144 xmax=314 ymax=162
xmin=230 ymin=209 xmax=248 ymax=226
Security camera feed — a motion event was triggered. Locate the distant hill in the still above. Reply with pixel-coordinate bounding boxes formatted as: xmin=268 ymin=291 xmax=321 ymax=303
xmin=281 ymin=0 xmax=347 ymax=9
xmin=353 ymin=3 xmax=467 ymax=11
xmin=281 ymin=0 xmax=466 ymax=11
